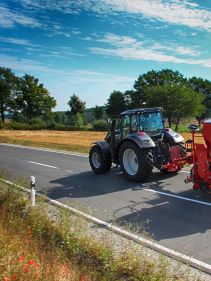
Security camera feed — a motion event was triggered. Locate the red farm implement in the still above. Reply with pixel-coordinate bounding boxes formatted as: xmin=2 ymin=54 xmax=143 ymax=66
xmin=185 ymin=119 xmax=211 ymax=191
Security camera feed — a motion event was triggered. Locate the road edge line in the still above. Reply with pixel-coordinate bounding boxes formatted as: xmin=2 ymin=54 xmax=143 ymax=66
xmin=0 ymin=143 xmax=88 ymax=158
xmin=1 ymin=178 xmax=211 ymax=275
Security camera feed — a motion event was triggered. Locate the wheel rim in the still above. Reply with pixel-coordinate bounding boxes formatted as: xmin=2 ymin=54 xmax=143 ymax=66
xmin=123 ymin=149 xmax=138 ymax=175
xmin=92 ymin=151 xmax=101 ymax=168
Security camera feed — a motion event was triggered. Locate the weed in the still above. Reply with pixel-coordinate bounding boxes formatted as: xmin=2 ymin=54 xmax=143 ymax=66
xmin=0 ymin=179 xmax=202 ymax=281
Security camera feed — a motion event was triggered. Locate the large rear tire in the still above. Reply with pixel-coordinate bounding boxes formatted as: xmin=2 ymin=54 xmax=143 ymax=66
xmin=89 ymin=145 xmax=112 ymax=174
xmin=119 ymin=141 xmax=153 ymax=182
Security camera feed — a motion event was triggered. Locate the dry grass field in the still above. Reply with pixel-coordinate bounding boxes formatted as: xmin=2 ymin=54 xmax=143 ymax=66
xmin=0 ymin=130 xmax=204 ymax=153
xmin=0 ymin=130 xmax=106 ymax=153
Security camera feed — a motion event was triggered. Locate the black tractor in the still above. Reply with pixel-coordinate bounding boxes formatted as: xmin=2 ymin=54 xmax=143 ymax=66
xmin=89 ymin=107 xmax=187 ymax=182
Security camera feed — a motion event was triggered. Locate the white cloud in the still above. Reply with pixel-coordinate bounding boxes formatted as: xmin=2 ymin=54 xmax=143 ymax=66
xmin=89 ymin=33 xmax=210 ymax=67
xmin=0 ymin=36 xmax=39 ymax=47
xmin=100 ymin=0 xmax=211 ymax=31
xmin=175 ymin=46 xmax=200 ymax=57
xmin=0 ymin=4 xmax=41 ymax=28
xmin=0 ymin=54 xmax=54 ymax=73
xmin=19 ymin=0 xmax=211 ymax=32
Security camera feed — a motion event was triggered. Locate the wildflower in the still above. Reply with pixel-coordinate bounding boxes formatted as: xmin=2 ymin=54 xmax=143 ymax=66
xmin=23 ymin=264 xmax=30 ymax=273
xmin=18 ymin=256 xmax=25 ymax=263
xmin=4 ymin=277 xmax=10 ymax=281
xmin=80 ymin=273 xmax=88 ymax=281
xmin=28 ymin=259 xmax=35 ymax=265
xmin=34 ymin=262 xmax=41 ymax=269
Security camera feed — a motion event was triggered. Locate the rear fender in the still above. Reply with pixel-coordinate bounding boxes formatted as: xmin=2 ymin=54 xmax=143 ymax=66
xmin=119 ymin=133 xmax=155 ymax=149
xmin=163 ymin=129 xmax=184 ymax=144
xmin=92 ymin=141 xmax=111 ymax=160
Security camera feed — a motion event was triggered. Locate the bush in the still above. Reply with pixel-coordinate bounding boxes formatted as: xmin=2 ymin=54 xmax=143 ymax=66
xmin=6 ymin=121 xmax=29 ymax=130
xmin=28 ymin=117 xmax=46 ymax=128
xmin=92 ymin=120 xmax=108 ymax=131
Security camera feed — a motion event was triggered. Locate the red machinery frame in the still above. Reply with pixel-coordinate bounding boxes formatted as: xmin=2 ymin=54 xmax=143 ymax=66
xmin=185 ymin=120 xmax=211 ymax=191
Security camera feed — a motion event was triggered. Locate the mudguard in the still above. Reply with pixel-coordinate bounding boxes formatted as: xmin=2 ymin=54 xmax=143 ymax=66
xmin=163 ymin=129 xmax=184 ymax=145
xmin=120 ymin=132 xmax=155 ymax=149
xmin=92 ymin=141 xmax=111 ymax=160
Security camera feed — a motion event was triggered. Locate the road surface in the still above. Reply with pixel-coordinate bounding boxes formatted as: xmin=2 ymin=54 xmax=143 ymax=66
xmin=0 ymin=143 xmax=211 ymax=265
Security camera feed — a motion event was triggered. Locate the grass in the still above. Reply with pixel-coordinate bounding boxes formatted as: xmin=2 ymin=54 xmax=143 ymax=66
xmin=0 ymin=130 xmax=106 ymax=153
xmin=0 ymin=129 xmax=205 ymax=154
xmin=0 ymin=179 xmax=197 ymax=281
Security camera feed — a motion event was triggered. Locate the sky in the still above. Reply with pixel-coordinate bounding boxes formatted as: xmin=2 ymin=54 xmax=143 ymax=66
xmin=0 ymin=0 xmax=211 ymax=111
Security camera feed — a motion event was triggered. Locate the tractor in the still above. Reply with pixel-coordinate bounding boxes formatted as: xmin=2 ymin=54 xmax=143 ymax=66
xmin=89 ymin=107 xmax=187 ymax=182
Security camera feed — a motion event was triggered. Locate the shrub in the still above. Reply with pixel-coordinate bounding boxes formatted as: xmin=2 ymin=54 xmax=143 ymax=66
xmin=6 ymin=121 xmax=29 ymax=130
xmin=28 ymin=118 xmax=47 ymax=130
xmin=92 ymin=120 xmax=108 ymax=131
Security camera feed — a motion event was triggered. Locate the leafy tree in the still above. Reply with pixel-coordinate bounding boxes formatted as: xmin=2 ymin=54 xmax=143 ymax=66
xmin=92 ymin=119 xmax=108 ymax=131
xmin=67 ymin=94 xmax=86 ymax=126
xmin=53 ymin=111 xmax=68 ymax=125
xmin=131 ymin=69 xmax=186 ymax=107
xmin=145 ymin=84 xmax=204 ymax=128
xmin=93 ymin=105 xmax=104 ymax=120
xmin=188 ymin=77 xmax=211 ymax=121
xmin=15 ymin=74 xmax=56 ymax=121
xmin=106 ymin=91 xmax=126 ymax=117
xmin=0 ymin=67 xmax=17 ymax=124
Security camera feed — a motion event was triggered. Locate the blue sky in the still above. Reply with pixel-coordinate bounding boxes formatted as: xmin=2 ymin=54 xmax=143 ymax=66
xmin=0 ymin=0 xmax=211 ymax=111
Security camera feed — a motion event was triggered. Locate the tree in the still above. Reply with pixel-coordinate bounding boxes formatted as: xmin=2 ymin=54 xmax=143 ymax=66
xmin=16 ymin=74 xmax=56 ymax=121
xmin=105 ymin=91 xmax=126 ymax=117
xmin=145 ymin=84 xmax=204 ymax=128
xmin=53 ymin=111 xmax=68 ymax=125
xmin=0 ymin=67 xmax=17 ymax=124
xmin=93 ymin=106 xmax=104 ymax=120
xmin=188 ymin=77 xmax=211 ymax=121
xmin=67 ymin=94 xmax=86 ymax=126
xmin=131 ymin=69 xmax=186 ymax=107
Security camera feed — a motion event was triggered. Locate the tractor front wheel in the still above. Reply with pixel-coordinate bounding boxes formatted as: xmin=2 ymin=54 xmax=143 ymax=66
xmin=119 ymin=141 xmax=153 ymax=182
xmin=89 ymin=145 xmax=112 ymax=174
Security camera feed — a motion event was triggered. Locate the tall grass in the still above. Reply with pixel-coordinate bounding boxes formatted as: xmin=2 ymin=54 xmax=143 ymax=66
xmin=0 ymin=180 xmax=200 ymax=281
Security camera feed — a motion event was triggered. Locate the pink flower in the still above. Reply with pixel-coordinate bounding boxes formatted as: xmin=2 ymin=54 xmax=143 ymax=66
xmin=81 ymin=273 xmax=88 ymax=281
xmin=18 ymin=256 xmax=25 ymax=263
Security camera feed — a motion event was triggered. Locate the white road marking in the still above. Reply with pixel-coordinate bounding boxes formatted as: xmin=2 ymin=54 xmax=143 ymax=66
xmin=26 ymin=160 xmax=60 ymax=169
xmin=65 ymin=170 xmax=78 ymax=173
xmin=143 ymin=188 xmax=211 ymax=207
xmin=25 ymin=160 xmax=79 ymax=174
xmin=0 ymin=143 xmax=88 ymax=158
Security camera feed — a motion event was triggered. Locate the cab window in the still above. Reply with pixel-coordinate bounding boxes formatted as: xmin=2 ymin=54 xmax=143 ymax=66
xmin=121 ymin=115 xmax=138 ymax=138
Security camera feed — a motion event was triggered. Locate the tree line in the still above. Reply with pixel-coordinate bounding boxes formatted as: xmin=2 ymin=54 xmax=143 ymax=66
xmin=106 ymin=69 xmax=211 ymax=130
xmin=0 ymin=67 xmax=107 ymax=130
xmin=1 ymin=67 xmax=211 ymax=131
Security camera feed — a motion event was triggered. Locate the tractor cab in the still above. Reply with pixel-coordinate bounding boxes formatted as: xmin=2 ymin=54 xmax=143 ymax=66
xmin=120 ymin=107 xmax=164 ymax=139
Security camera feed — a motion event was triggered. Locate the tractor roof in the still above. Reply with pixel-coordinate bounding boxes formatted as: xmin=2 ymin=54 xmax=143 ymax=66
xmin=121 ymin=107 xmax=163 ymax=116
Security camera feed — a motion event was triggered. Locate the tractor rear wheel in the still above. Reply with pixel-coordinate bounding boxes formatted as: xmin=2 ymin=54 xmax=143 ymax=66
xmin=89 ymin=145 xmax=112 ymax=174
xmin=119 ymin=141 xmax=153 ymax=182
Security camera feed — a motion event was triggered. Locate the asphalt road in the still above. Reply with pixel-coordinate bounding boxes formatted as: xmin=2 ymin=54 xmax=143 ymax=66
xmin=1 ymin=143 xmax=211 ymax=265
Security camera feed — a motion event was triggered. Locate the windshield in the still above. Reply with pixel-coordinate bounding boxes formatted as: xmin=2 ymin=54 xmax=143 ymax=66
xmin=138 ymin=112 xmax=163 ymax=134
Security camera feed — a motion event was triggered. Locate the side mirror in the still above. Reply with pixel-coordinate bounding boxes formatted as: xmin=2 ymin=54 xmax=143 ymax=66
xmin=107 ymin=119 xmax=112 ymax=125
xmin=188 ymin=124 xmax=200 ymax=132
